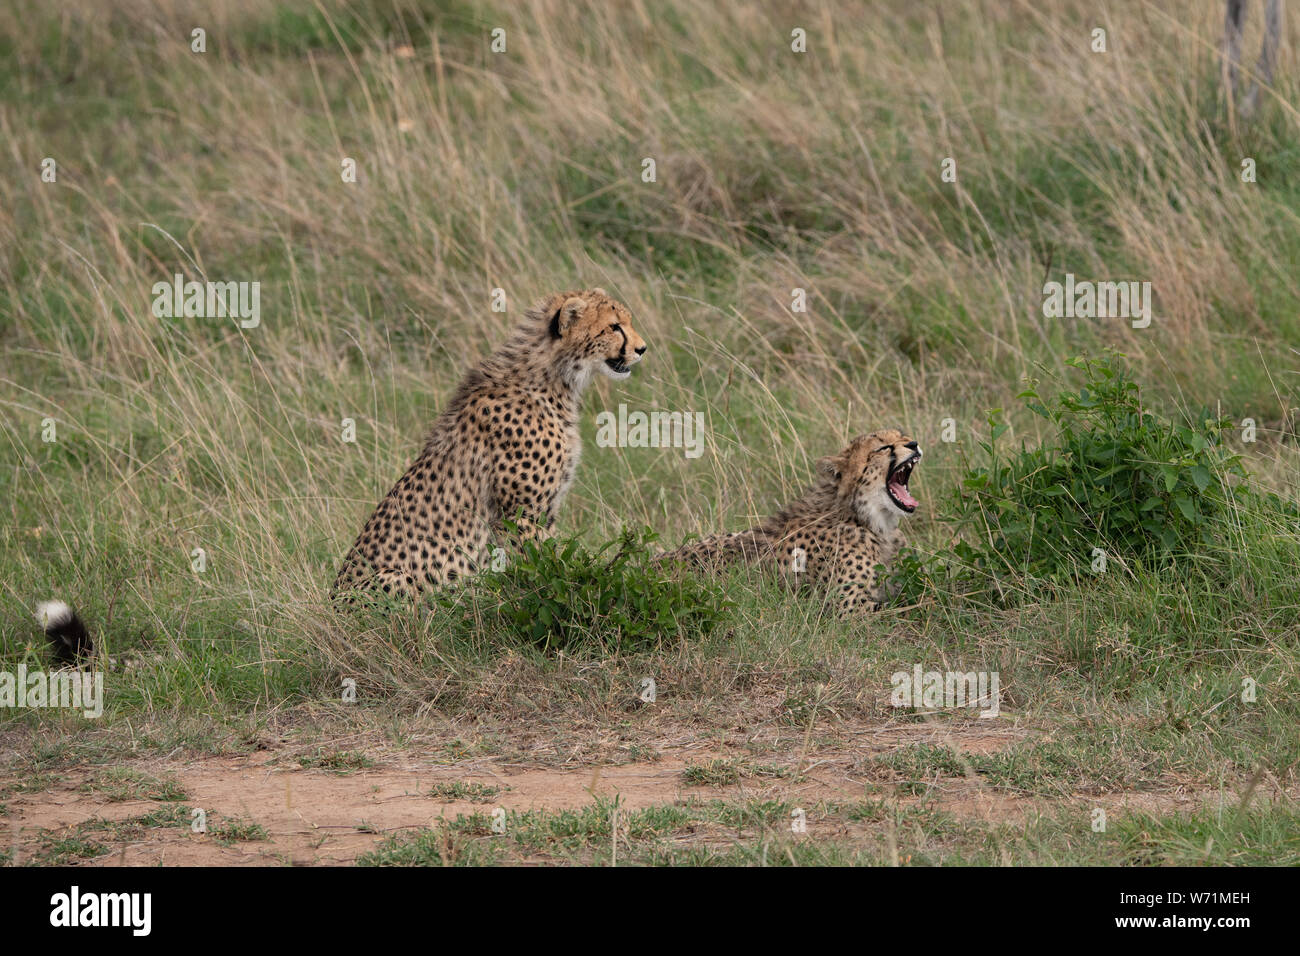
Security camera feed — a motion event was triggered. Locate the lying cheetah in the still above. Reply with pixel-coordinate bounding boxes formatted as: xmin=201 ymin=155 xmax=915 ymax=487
xmin=333 ymin=289 xmax=647 ymax=600
xmin=657 ymin=429 xmax=921 ymax=615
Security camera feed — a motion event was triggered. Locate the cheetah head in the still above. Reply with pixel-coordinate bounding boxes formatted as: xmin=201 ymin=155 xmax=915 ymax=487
xmin=544 ymin=288 xmax=647 ymax=386
xmin=817 ymin=428 xmax=921 ymax=536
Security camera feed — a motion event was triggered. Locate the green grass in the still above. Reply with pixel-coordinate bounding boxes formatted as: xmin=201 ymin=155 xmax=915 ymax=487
xmin=210 ymin=816 xmax=271 ymax=845
xmin=682 ymin=759 xmax=792 ymax=787
xmin=9 ymin=804 xmax=193 ymax=866
xmin=357 ymin=796 xmax=1300 ymax=866
xmin=428 ymin=781 xmax=507 ymax=802
xmin=296 ymin=749 xmax=376 ymax=774
xmin=78 ymin=767 xmax=188 ymax=803
xmin=1 ymin=0 xmax=1298 ymax=866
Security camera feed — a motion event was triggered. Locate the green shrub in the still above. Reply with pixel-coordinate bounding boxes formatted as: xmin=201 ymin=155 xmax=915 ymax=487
xmin=439 ymin=526 xmax=732 ymax=653
xmin=893 ymin=353 xmax=1247 ymax=605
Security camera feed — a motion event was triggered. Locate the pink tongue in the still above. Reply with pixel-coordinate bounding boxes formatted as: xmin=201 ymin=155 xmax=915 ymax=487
xmin=890 ymin=481 xmax=918 ymax=509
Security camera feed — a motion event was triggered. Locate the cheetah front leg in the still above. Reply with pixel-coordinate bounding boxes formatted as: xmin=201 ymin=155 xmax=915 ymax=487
xmin=490 ymin=478 xmax=556 ymax=550
xmin=372 ymin=568 xmax=422 ymax=598
xmin=331 ymin=567 xmax=422 ymax=607
xmin=496 ymin=512 xmax=553 ymax=546
xmin=489 ymin=457 xmax=559 ymax=551
xmin=828 ymin=566 xmax=884 ymax=617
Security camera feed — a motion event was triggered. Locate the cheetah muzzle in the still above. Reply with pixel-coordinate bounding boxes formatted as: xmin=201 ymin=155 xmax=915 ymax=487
xmin=886 ymin=449 xmax=920 ymax=513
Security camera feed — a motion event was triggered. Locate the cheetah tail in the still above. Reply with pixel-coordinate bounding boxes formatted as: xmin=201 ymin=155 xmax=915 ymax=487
xmin=655 ymin=529 xmax=769 ymax=568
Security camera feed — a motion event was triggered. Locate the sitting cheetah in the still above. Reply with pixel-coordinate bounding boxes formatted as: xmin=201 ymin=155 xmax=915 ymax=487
xmin=333 ymin=289 xmax=647 ymax=600
xmin=657 ymin=429 xmax=921 ymax=615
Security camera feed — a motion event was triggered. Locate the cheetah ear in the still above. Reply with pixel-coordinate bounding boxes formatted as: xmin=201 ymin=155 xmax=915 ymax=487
xmin=548 ymin=296 xmax=588 ymax=339
xmin=816 ymin=455 xmax=842 ymax=481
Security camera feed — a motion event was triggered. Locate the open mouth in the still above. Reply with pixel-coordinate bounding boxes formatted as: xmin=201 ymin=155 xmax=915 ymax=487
xmin=605 ymin=357 xmax=631 ymax=376
xmin=886 ymin=453 xmax=920 ymax=513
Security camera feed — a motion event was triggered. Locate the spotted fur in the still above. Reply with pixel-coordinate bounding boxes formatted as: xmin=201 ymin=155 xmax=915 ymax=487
xmin=658 ymin=429 xmax=921 ymax=615
xmin=333 ymin=289 xmax=647 ymax=601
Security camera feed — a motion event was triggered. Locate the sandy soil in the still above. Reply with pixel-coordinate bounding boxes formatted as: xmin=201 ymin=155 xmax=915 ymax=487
xmin=3 ymin=720 xmax=1263 ymax=866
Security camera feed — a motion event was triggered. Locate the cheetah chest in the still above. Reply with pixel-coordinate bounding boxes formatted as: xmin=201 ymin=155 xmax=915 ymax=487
xmin=493 ymin=400 xmax=580 ymax=521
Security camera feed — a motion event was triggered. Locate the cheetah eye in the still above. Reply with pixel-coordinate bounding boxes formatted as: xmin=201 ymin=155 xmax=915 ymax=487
xmin=610 ymin=323 xmax=622 ymax=333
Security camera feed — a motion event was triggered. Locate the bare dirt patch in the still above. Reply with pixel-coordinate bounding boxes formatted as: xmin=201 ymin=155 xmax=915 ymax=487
xmin=3 ymin=718 xmax=1273 ymax=866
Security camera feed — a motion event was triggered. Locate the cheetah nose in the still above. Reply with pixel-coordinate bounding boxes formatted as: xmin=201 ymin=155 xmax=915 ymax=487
xmin=906 ymin=441 xmax=919 ymax=451
xmin=634 ymin=345 xmax=647 ymax=355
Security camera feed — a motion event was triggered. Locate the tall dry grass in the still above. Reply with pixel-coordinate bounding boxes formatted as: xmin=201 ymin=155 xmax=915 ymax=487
xmin=1 ymin=0 xmax=1297 ymax=701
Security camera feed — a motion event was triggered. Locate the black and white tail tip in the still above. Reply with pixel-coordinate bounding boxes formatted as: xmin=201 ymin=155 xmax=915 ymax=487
xmin=36 ymin=600 xmax=93 ymax=665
